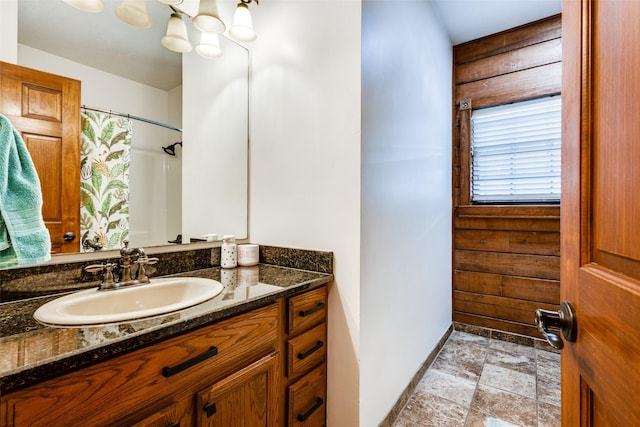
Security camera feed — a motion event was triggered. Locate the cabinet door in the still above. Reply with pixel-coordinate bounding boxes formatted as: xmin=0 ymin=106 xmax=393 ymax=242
xmin=197 ymin=353 xmax=279 ymax=427
xmin=130 ymin=398 xmax=192 ymax=427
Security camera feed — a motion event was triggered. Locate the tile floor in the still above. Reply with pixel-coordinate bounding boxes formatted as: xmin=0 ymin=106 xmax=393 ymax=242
xmin=392 ymin=331 xmax=560 ymax=427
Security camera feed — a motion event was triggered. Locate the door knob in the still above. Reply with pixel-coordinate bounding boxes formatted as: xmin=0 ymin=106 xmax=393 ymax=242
xmin=54 ymin=232 xmax=77 ymax=242
xmin=535 ymin=301 xmax=577 ymax=350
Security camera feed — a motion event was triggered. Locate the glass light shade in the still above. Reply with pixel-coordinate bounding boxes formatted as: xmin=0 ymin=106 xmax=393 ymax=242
xmin=229 ymin=3 xmax=256 ymax=42
xmin=63 ymin=0 xmax=104 ymax=12
xmin=115 ymin=0 xmax=152 ymax=28
xmin=157 ymin=0 xmax=184 ymax=4
xmin=196 ymin=33 xmax=223 ymax=59
xmin=192 ymin=0 xmax=226 ymax=34
xmin=161 ymin=13 xmax=193 ymax=53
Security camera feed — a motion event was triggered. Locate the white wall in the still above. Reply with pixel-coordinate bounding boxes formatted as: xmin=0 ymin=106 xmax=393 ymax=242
xmin=249 ymin=1 xmax=362 ymax=425
xmin=15 ymin=45 xmax=181 ymax=249
xmin=0 ymin=0 xmax=17 ymax=63
xmin=251 ymin=0 xmax=451 ymax=425
xmin=360 ymin=0 xmax=453 ymax=425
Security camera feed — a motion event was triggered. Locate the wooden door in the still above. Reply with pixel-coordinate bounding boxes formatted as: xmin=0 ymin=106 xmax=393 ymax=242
xmin=0 ymin=62 xmax=80 ymax=253
xmin=561 ymin=0 xmax=640 ymax=425
xmin=196 ymin=353 xmax=279 ymax=427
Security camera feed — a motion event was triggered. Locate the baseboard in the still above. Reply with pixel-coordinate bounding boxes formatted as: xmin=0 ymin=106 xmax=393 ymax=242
xmin=378 ymin=324 xmax=454 ymax=427
xmin=453 ymin=322 xmax=559 ymax=353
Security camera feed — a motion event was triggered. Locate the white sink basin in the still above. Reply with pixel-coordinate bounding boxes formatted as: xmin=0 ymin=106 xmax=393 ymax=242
xmin=34 ymin=277 xmax=223 ymax=326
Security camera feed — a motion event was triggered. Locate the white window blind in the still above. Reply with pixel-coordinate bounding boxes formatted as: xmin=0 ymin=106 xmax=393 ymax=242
xmin=471 ymin=95 xmax=562 ymax=203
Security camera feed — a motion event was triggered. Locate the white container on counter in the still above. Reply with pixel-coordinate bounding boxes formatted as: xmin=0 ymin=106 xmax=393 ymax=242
xmin=237 ymin=244 xmax=259 ymax=266
xmin=221 ymin=235 xmax=237 ymax=268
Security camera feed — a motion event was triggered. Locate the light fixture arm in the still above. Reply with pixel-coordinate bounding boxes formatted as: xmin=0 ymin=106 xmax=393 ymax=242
xmin=240 ymin=0 xmax=259 ymax=5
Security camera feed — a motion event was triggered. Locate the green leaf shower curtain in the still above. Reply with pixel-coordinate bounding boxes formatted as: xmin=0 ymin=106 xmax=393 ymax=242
xmin=80 ymin=111 xmax=131 ymax=251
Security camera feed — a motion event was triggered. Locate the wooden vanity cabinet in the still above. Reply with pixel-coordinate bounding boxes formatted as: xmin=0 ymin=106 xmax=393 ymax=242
xmin=0 ymin=285 xmax=330 ymax=427
xmin=0 ymin=304 xmax=279 ymax=427
xmin=283 ymin=286 xmax=328 ymax=427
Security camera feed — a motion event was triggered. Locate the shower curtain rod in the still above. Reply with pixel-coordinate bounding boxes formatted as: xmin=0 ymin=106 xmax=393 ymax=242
xmin=81 ymin=105 xmax=182 ymax=133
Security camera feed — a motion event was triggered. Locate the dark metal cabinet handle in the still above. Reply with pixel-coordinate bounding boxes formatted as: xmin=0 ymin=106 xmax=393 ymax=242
xmin=162 ymin=346 xmax=218 ymax=377
xmin=535 ymin=301 xmax=577 ymax=350
xmin=299 ymin=303 xmax=325 ymax=317
xmin=297 ymin=341 xmax=324 ymax=360
xmin=204 ymin=402 xmax=217 ymax=418
xmin=167 ymin=423 xmax=180 ymax=427
xmin=297 ymin=397 xmax=323 ymax=422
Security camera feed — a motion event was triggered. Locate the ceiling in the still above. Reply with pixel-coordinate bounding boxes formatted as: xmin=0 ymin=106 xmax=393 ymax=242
xmin=17 ymin=0 xmax=236 ymax=91
xmin=17 ymin=0 xmax=562 ymax=92
xmin=431 ymin=0 xmax=562 ymax=45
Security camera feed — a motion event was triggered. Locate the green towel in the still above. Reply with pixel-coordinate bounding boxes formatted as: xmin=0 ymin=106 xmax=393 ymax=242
xmin=0 ymin=114 xmax=51 ymax=268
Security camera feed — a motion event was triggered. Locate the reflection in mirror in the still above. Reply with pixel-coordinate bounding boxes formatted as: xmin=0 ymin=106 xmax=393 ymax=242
xmin=12 ymin=0 xmax=248 ymax=257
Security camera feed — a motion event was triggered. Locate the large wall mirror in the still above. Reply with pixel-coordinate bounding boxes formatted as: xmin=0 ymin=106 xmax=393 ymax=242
xmin=12 ymin=0 xmax=248 ymax=258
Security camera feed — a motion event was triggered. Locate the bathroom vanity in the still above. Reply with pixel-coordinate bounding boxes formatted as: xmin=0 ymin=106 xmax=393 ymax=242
xmin=0 ymin=247 xmax=331 ymax=426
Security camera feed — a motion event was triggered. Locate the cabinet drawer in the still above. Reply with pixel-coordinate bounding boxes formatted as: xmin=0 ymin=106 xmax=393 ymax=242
xmin=287 ymin=322 xmax=326 ymax=379
xmin=3 ymin=304 xmax=278 ymax=427
xmin=288 ymin=286 xmax=327 ymax=335
xmin=288 ymin=364 xmax=326 ymax=427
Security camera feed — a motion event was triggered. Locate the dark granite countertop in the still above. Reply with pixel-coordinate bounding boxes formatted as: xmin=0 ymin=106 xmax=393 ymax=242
xmin=0 ymin=264 xmax=332 ymax=394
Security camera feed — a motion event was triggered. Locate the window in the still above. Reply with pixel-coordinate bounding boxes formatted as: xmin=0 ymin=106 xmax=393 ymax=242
xmin=470 ymin=95 xmax=561 ymax=203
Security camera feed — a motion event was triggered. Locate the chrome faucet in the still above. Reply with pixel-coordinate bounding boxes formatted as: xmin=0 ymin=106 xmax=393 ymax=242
xmin=85 ymin=241 xmax=158 ymax=290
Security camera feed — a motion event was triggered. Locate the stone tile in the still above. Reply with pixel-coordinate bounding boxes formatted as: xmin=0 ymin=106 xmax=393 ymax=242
xmin=471 ymin=384 xmax=537 ymax=427
xmin=391 ymin=325 xmax=561 ymax=427
xmin=538 ymin=375 xmax=561 ymax=406
xmin=449 ymin=330 xmax=492 ymax=346
xmin=537 ymin=348 xmax=560 ymax=361
xmin=491 ymin=330 xmax=535 ymax=348
xmin=537 ymin=349 xmax=560 ymax=370
xmin=536 ymin=350 xmax=560 ymax=406
xmin=393 ymin=392 xmax=468 ymax=427
xmin=479 ymin=363 xmax=536 ymax=398
xmin=489 ymin=339 xmax=537 ymax=358
xmin=465 ymin=410 xmax=521 ymax=427
xmin=432 ymin=345 xmax=486 ymax=381
xmin=534 ymin=338 xmax=561 ymax=353
xmin=538 ymin=402 xmax=561 ymax=427
xmin=537 ymin=354 xmax=560 ymax=385
xmin=415 ymin=368 xmax=477 ymax=408
xmin=485 ymin=347 xmax=537 ymax=376
xmin=432 ymin=341 xmax=487 ymax=382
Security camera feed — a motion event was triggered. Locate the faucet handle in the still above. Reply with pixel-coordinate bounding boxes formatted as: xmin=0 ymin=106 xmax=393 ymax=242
xmin=85 ymin=262 xmax=117 ymax=289
xmin=135 ymin=256 xmax=159 ymax=283
xmin=143 ymin=256 xmax=159 ymax=265
xmin=85 ymin=263 xmax=107 ymax=274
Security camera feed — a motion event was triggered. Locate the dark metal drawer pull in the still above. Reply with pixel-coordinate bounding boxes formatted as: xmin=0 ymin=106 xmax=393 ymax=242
xmin=167 ymin=423 xmax=180 ymax=427
xmin=297 ymin=341 xmax=324 ymax=360
xmin=297 ymin=397 xmax=323 ymax=422
xmin=162 ymin=346 xmax=218 ymax=377
xmin=204 ymin=402 xmax=217 ymax=418
xmin=299 ymin=303 xmax=325 ymax=317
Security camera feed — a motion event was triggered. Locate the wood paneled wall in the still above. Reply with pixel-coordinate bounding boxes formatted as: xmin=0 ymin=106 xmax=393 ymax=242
xmin=452 ymin=15 xmax=562 ymax=337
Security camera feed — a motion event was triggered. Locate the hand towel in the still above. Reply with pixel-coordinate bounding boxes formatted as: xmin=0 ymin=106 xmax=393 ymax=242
xmin=0 ymin=114 xmax=51 ymax=268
